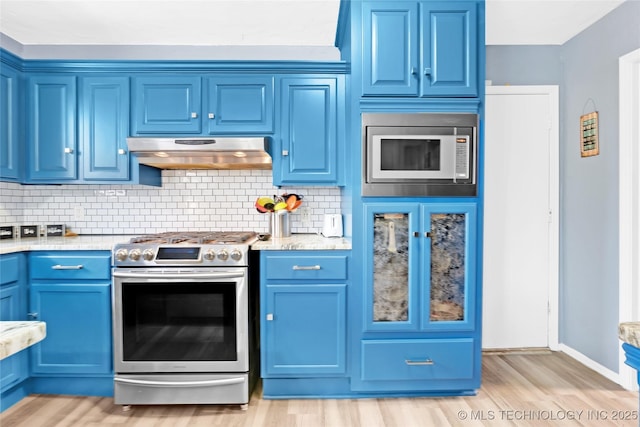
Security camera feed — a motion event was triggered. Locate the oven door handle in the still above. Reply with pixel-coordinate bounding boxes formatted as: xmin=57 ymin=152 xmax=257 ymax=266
xmin=112 ymin=271 xmax=245 ymax=280
xmin=114 ymin=376 xmax=245 ymax=388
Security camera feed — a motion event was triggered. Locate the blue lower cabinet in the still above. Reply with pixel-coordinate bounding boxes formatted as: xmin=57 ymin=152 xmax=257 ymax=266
xmin=29 ymin=282 xmax=112 ymax=376
xmin=0 ymin=253 xmax=29 ymax=411
xmin=28 ymin=251 xmax=113 ymax=397
xmin=264 ymin=284 xmax=347 ymax=376
xmin=260 ymin=251 xmax=350 ymax=397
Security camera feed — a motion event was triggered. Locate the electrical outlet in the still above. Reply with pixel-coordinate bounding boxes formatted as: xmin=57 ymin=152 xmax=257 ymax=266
xmin=300 ymin=206 xmax=311 ymax=225
xmin=73 ymin=206 xmax=85 ymax=220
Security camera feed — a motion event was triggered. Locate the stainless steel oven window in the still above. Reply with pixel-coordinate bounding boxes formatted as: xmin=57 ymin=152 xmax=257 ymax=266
xmin=113 ymin=268 xmax=248 ymax=373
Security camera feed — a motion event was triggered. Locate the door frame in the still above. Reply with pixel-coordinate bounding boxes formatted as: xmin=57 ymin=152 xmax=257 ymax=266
xmin=618 ymin=48 xmax=640 ymax=391
xmin=485 ymin=85 xmax=560 ymax=350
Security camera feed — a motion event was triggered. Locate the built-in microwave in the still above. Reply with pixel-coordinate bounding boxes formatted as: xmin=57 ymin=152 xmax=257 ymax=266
xmin=362 ymin=112 xmax=478 ymax=197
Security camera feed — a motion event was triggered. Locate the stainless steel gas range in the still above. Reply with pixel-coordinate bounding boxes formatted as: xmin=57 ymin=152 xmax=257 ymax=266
xmin=111 ymin=231 xmax=259 ymax=408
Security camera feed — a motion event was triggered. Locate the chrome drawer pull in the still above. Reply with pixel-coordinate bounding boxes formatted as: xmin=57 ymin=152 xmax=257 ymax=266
xmin=405 ymin=359 xmax=435 ymax=366
xmin=292 ymin=265 xmax=321 ymax=271
xmin=52 ymin=264 xmax=84 ymax=270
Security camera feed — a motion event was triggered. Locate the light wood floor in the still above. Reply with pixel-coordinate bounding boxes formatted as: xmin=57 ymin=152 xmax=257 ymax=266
xmin=1 ymin=351 xmax=637 ymax=427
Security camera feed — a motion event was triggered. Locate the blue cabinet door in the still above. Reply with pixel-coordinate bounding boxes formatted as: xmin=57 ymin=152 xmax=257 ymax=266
xmin=26 ymin=75 xmax=77 ymax=180
xmin=361 ymin=0 xmax=478 ymax=98
xmin=131 ymin=76 xmax=202 ymax=134
xmin=81 ymin=77 xmax=130 ymax=180
xmin=421 ymin=2 xmax=478 ymax=97
xmin=363 ymin=203 xmax=421 ymax=332
xmin=362 ymin=1 xmax=419 ymax=96
xmin=420 ymin=203 xmax=477 ymax=331
xmin=263 ymin=284 xmax=347 ymax=376
xmin=363 ymin=202 xmax=477 ymax=332
xmin=0 ymin=65 xmax=20 ymax=181
xmin=29 ymin=282 xmax=112 ymax=375
xmin=278 ymin=77 xmax=340 ymax=185
xmin=0 ymin=253 xmax=28 ymax=397
xmin=0 ymin=253 xmax=25 ymax=321
xmin=205 ymin=76 xmax=273 ymax=134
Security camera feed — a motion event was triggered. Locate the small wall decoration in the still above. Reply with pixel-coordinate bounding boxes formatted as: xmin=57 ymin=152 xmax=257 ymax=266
xmin=580 ymin=111 xmax=599 ymax=157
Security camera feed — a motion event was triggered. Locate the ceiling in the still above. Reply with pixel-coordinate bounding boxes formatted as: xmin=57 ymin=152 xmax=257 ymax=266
xmin=0 ymin=0 xmax=628 ymax=55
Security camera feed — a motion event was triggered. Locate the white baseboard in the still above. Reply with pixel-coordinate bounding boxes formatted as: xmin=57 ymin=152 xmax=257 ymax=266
xmin=558 ymin=344 xmax=625 ymax=388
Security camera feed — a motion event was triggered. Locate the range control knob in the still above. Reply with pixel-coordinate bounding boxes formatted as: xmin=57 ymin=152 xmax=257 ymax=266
xmin=230 ymin=249 xmax=242 ymax=261
xmin=129 ymin=249 xmax=141 ymax=261
xmin=217 ymin=250 xmax=229 ymax=261
xmin=115 ymin=249 xmax=128 ymax=261
xmin=142 ymin=249 xmax=155 ymax=261
xmin=204 ymin=250 xmax=216 ymax=261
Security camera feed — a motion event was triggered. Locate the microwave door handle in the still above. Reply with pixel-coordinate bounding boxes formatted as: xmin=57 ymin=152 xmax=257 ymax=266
xmin=452 ymin=130 xmax=458 ymax=183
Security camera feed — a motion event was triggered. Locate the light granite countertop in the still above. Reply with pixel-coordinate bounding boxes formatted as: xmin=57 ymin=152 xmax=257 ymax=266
xmin=251 ymin=233 xmax=351 ymax=250
xmin=0 ymin=321 xmax=46 ymax=360
xmin=0 ymin=235 xmax=134 ymax=255
xmin=0 ymin=233 xmax=351 ymax=254
xmin=619 ymin=322 xmax=640 ymax=348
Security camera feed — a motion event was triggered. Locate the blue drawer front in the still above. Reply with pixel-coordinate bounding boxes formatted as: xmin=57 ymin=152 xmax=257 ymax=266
xmin=264 ymin=255 xmax=347 ymax=280
xmin=30 ymin=253 xmax=111 ymax=280
xmin=361 ymin=338 xmax=475 ymax=381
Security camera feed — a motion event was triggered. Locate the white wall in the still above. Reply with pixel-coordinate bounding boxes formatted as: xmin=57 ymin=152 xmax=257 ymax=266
xmin=559 ymin=0 xmax=640 ymax=373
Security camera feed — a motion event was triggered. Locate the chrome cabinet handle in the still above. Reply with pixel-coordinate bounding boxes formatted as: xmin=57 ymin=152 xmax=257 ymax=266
xmin=208 ymin=113 xmax=215 ymax=119
xmin=282 ymin=149 xmax=289 ymax=156
xmin=27 ymin=312 xmax=38 ymax=319
xmin=424 ymin=67 xmax=432 ymax=76
xmin=411 ymin=67 xmax=418 ymax=75
xmin=191 ymin=112 xmax=198 ymax=118
xmin=64 ymin=147 xmax=74 ymax=154
xmin=425 ymin=231 xmax=432 ymax=238
xmin=118 ymin=148 xmax=127 ymax=155
xmin=405 ymin=359 xmax=434 ymax=366
xmin=292 ymin=265 xmax=321 ymax=271
xmin=52 ymin=264 xmax=83 ymax=270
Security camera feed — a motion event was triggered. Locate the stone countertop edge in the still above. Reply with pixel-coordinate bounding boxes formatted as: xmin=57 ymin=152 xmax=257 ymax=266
xmin=0 ymin=235 xmax=136 ymax=254
xmin=619 ymin=322 xmax=640 ymax=348
xmin=251 ymin=233 xmax=352 ymax=250
xmin=0 ymin=233 xmax=352 ymax=254
xmin=0 ymin=321 xmax=46 ymax=360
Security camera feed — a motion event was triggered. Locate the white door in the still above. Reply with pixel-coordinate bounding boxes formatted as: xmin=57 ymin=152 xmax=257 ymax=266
xmin=482 ymin=86 xmax=559 ymax=349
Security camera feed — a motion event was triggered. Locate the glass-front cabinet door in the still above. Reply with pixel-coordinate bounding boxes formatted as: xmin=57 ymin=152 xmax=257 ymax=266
xmin=364 ymin=203 xmax=420 ymax=331
xmin=421 ymin=203 xmax=476 ymax=331
xmin=364 ymin=203 xmax=476 ymax=332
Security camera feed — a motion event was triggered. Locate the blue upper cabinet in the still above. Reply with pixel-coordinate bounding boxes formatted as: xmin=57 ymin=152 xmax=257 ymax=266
xmin=26 ymin=75 xmax=77 ymax=181
xmin=276 ymin=76 xmax=343 ymax=186
xmin=24 ymin=73 xmax=159 ymax=185
xmin=131 ymin=76 xmax=202 ymax=134
xmin=81 ymin=77 xmax=130 ymax=181
xmin=421 ymin=2 xmax=478 ymax=97
xmin=205 ymin=76 xmax=273 ymax=134
xmin=362 ymin=2 xmax=419 ymax=96
xmin=362 ymin=1 xmax=478 ymax=97
xmin=0 ymin=64 xmax=21 ymax=181
xmin=131 ymin=75 xmax=274 ymax=136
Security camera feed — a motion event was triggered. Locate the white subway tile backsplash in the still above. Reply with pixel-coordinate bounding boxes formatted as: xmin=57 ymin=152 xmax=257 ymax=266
xmin=1 ymin=171 xmax=341 ymax=235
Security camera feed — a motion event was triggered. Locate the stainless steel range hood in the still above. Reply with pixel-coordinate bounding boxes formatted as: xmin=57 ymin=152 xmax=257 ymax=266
xmin=127 ymin=137 xmax=272 ymax=170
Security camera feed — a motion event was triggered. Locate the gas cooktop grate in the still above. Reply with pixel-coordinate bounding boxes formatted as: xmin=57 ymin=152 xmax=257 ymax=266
xmin=128 ymin=231 xmax=257 ymax=245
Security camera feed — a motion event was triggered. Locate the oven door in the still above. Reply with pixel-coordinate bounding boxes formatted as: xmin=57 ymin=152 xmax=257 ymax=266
xmin=112 ymin=267 xmax=248 ymax=373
